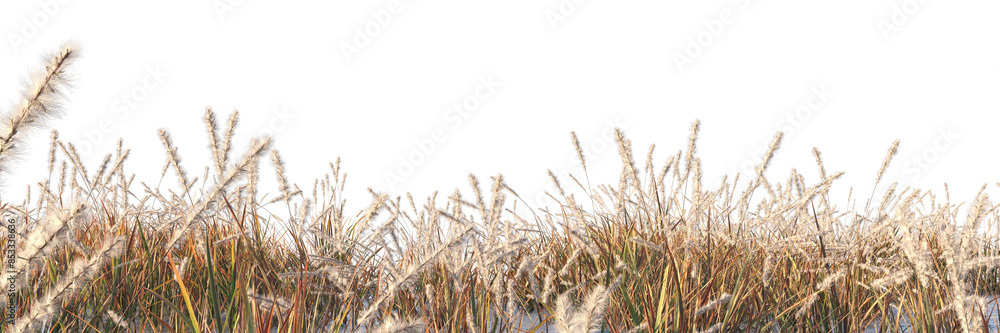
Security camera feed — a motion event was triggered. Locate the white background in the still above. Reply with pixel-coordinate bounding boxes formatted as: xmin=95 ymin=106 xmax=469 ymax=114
xmin=1 ymin=0 xmax=998 ymax=216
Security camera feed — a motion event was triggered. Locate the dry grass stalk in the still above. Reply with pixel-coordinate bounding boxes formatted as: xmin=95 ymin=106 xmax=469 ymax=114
xmin=5 ymin=44 xmax=1000 ymax=332
xmin=12 ymin=235 xmax=124 ymax=333
xmin=0 ymin=42 xmax=80 ymax=185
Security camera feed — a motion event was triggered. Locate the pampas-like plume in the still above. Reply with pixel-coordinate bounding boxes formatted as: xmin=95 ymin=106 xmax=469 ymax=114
xmin=697 ymin=323 xmax=724 ymax=333
xmin=629 ymin=237 xmax=663 ymax=252
xmin=161 ymin=136 xmax=272 ymax=251
xmin=682 ymin=119 xmax=700 ymax=181
xmin=0 ymin=41 xmax=80 ymax=186
xmin=46 ymin=130 xmax=58 ymax=176
xmin=106 ymin=309 xmax=128 ymax=328
xmin=756 ymin=132 xmax=782 ymax=181
xmin=616 ymin=128 xmax=641 ymax=189
xmin=158 ymin=129 xmax=192 ymax=195
xmin=695 ymin=293 xmax=732 ymax=316
xmin=623 ymin=323 xmax=649 ymax=333
xmin=357 ymin=226 xmax=475 ymax=325
xmin=4 ymin=60 xmax=1000 ymax=333
xmin=105 ymin=141 xmax=130 ymax=187
xmin=13 ymin=202 xmax=85 ymax=287
xmin=12 ymin=235 xmax=125 ymax=333
xmin=554 ymin=276 xmax=622 ymax=333
xmin=203 ymin=107 xmax=224 ymax=177
xmin=875 ymin=139 xmax=899 ymax=186
xmin=571 ymin=131 xmax=587 ymax=171
xmin=558 ymin=248 xmax=583 ymax=276
xmin=271 ymin=149 xmax=292 ymax=203
xmin=796 ymin=268 xmax=847 ymax=319
xmin=371 ymin=316 xmax=426 ymax=333
xmin=220 ymin=110 xmax=239 ymax=175
xmin=871 ymin=268 xmax=914 ymax=290
xmin=247 ymin=288 xmax=293 ymax=312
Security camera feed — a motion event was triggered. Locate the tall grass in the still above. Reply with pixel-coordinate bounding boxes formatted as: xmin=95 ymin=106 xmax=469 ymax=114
xmin=2 ymin=44 xmax=1000 ymax=333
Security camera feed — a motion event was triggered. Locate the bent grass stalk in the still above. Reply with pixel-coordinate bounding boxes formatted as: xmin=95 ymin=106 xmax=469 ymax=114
xmin=2 ymin=44 xmax=1000 ymax=332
